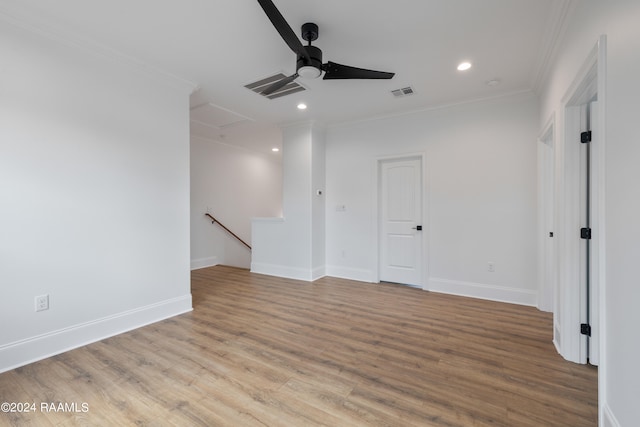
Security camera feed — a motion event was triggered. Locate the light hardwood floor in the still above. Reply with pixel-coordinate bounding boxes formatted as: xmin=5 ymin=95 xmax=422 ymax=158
xmin=0 ymin=266 xmax=597 ymax=426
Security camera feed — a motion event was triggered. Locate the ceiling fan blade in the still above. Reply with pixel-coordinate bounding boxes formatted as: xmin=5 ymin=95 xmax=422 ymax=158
xmin=322 ymin=61 xmax=395 ymax=80
xmin=261 ymin=73 xmax=299 ymax=95
xmin=257 ymin=0 xmax=311 ymax=62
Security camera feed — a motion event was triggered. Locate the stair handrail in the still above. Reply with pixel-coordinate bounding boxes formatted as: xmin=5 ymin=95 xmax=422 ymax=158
xmin=204 ymin=213 xmax=252 ymax=251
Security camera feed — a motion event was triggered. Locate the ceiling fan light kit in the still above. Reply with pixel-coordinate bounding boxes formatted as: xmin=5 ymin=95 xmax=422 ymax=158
xmin=256 ymin=0 xmax=394 ymax=96
xmin=298 ymin=65 xmax=322 ymax=79
xmin=296 ymin=41 xmax=323 ymax=79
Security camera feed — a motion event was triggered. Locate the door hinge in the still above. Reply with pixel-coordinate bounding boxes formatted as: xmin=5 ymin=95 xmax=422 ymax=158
xmin=580 ymin=131 xmax=592 ymax=143
xmin=580 ymin=227 xmax=592 ymax=240
xmin=581 ymin=323 xmax=592 ymax=336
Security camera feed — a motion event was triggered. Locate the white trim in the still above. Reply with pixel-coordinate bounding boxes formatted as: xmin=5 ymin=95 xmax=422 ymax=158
xmin=311 ymin=266 xmax=326 ymax=281
xmin=553 ymin=324 xmax=562 ymax=358
xmin=555 ymin=35 xmax=606 ymax=367
xmin=595 ymin=34 xmax=608 ymax=427
xmin=325 ymin=265 xmax=375 ymax=283
xmin=250 ymin=262 xmax=322 ymax=282
xmin=0 ymin=8 xmax=198 ymax=95
xmin=428 ymin=278 xmax=538 ymax=307
xmin=329 ymin=90 xmax=536 ymax=130
xmin=538 ymin=112 xmax=557 ymax=142
xmin=562 ymin=52 xmax=598 ymax=105
xmin=588 ymin=100 xmax=601 ymax=366
xmin=189 ymin=102 xmax=254 ymax=123
xmin=0 ymin=295 xmax=193 ymax=374
xmin=537 ymin=113 xmax=556 ymax=313
xmin=531 ymin=0 xmax=578 ymax=92
xmin=190 ymin=256 xmax=219 ymax=270
xmin=602 ymin=403 xmax=621 ymax=427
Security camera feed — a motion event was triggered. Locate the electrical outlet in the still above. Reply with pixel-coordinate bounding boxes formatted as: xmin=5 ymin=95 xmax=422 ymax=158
xmin=35 ymin=295 xmax=49 ymax=312
xmin=488 ymin=262 xmax=495 ymax=272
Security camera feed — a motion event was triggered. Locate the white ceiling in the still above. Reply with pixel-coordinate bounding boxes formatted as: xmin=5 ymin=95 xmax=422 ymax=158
xmin=0 ymin=0 xmax=569 ymax=154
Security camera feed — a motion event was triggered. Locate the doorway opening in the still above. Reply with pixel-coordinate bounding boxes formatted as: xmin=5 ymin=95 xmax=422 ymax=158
xmin=554 ymin=36 xmax=606 ymax=368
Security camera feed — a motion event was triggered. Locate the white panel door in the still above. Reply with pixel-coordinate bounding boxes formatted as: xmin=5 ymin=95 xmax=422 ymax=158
xmin=379 ymin=158 xmax=423 ymax=286
xmin=579 ymin=101 xmax=600 ymax=366
xmin=583 ymin=101 xmax=600 ymax=366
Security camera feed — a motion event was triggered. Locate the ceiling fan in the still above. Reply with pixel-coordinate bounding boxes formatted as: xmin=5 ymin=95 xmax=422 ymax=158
xmin=256 ymin=0 xmax=395 ymax=96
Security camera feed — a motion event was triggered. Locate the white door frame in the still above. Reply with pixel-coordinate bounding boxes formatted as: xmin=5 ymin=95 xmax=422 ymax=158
xmin=373 ymin=153 xmax=428 ymax=288
xmin=555 ymin=35 xmax=606 ymax=373
xmin=537 ymin=115 xmax=556 ymax=314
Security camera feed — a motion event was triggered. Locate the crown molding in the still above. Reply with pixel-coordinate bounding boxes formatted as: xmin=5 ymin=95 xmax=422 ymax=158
xmin=530 ymin=0 xmax=578 ymax=94
xmin=0 ymin=7 xmax=198 ymax=95
xmin=327 ymin=89 xmax=537 ymax=130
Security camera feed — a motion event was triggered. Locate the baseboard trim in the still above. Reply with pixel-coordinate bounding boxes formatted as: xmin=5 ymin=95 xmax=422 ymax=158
xmin=602 ymin=402 xmax=621 ymax=427
xmin=0 ymin=294 xmax=193 ymax=374
xmin=250 ymin=262 xmax=320 ymax=282
xmin=191 ymin=256 xmax=218 ymax=270
xmin=311 ymin=266 xmax=326 ymax=281
xmin=325 ymin=265 xmax=375 ymax=283
xmin=428 ymin=277 xmax=537 ymax=306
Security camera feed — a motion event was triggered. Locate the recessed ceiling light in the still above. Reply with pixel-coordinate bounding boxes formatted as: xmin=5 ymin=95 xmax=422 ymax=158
xmin=457 ymin=62 xmax=472 ymax=71
xmin=297 ymin=103 xmax=307 ymax=110
xmin=272 ymin=147 xmax=280 ymax=152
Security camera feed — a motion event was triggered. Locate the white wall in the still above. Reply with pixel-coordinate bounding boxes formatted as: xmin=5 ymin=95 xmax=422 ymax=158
xmin=251 ymin=122 xmax=326 ymax=281
xmin=0 ymin=19 xmax=193 ymax=372
xmin=190 ymin=135 xmax=282 ymax=269
xmin=326 ymin=94 xmax=539 ymax=305
xmin=539 ymin=1 xmax=640 ymax=425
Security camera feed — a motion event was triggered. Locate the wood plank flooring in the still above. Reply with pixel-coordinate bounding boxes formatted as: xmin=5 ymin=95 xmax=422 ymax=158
xmin=0 ymin=266 xmax=597 ymax=426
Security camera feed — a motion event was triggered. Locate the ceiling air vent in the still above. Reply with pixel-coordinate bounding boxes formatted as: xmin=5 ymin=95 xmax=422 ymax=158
xmin=391 ymin=86 xmax=415 ymax=98
xmin=245 ymin=73 xmax=306 ymax=100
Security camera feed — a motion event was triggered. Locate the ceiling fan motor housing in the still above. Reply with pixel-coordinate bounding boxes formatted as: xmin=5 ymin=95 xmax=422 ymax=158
xmin=297 ymin=45 xmax=323 ymax=78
